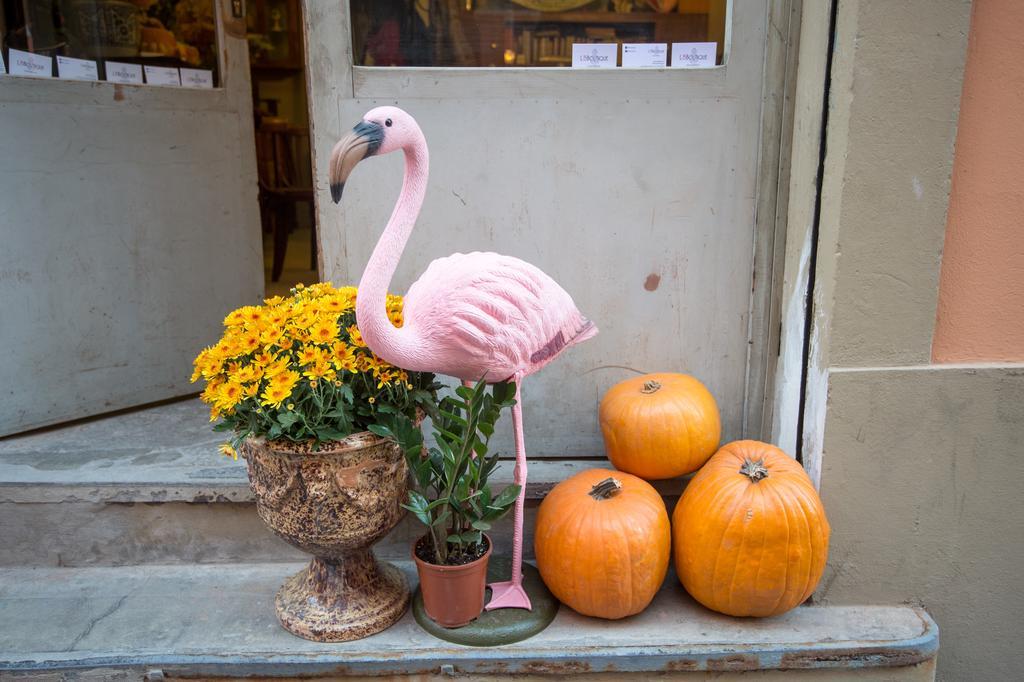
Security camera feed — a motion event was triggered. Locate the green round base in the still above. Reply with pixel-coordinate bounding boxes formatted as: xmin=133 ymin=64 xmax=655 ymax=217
xmin=412 ymin=557 xmax=558 ymax=646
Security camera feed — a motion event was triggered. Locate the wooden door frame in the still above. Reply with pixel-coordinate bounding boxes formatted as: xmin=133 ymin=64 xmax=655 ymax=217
xmin=302 ymin=0 xmax=808 ymax=447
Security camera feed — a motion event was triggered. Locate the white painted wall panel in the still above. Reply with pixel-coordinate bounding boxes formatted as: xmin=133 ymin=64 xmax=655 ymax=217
xmin=0 ymin=5 xmax=262 ymax=435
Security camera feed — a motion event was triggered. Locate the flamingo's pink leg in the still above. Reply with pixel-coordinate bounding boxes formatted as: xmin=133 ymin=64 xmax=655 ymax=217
xmin=486 ymin=380 xmax=532 ymax=610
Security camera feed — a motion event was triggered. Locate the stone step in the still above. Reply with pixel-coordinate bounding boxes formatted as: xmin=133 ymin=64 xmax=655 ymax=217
xmin=0 ymin=562 xmax=938 ymax=680
xmin=0 ymin=400 xmax=686 ymax=567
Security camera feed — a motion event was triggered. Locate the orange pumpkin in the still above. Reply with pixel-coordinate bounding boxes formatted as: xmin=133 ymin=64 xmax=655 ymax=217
xmin=599 ymin=373 xmax=721 ymax=479
xmin=534 ymin=469 xmax=670 ymax=619
xmin=672 ymin=440 xmax=830 ymax=617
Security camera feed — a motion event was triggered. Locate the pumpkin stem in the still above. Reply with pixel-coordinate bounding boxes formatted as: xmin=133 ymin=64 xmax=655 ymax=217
xmin=641 ymin=380 xmax=662 ymax=394
xmin=739 ymin=458 xmax=769 ymax=483
xmin=589 ymin=477 xmax=623 ymax=500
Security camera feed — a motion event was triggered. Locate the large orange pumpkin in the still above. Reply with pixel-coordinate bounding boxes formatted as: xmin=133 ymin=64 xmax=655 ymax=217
xmin=534 ymin=469 xmax=670 ymax=619
xmin=673 ymin=440 xmax=830 ymax=617
xmin=599 ymin=373 xmax=721 ymax=479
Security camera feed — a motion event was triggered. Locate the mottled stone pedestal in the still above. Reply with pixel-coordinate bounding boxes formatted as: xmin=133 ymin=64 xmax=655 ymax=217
xmin=242 ymin=433 xmax=412 ymax=642
xmin=276 ymin=552 xmax=409 ymax=642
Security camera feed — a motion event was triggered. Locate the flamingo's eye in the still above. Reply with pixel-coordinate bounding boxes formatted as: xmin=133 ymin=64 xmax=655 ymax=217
xmin=385 ymin=118 xmax=393 ymax=127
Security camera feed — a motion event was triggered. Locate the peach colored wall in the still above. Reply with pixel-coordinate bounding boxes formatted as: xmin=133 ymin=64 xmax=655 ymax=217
xmin=933 ymin=0 xmax=1024 ymax=363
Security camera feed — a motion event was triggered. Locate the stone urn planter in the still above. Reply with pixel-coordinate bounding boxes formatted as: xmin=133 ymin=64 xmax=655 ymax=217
xmin=241 ymin=432 xmax=410 ymax=642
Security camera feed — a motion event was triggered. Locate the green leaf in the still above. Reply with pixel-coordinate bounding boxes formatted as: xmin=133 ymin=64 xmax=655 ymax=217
xmin=492 ymin=381 xmax=514 ymax=404
xmin=277 ymin=412 xmax=300 ymax=428
xmin=471 ymin=520 xmax=491 ymax=531
xmin=490 ymin=484 xmax=521 ymax=510
xmin=402 ymin=490 xmax=432 ymax=526
xmin=366 ymin=424 xmax=393 ymax=438
xmin=400 ymin=503 xmax=432 ymax=527
xmin=431 ymin=509 xmax=451 ymax=529
xmin=315 ymin=426 xmax=350 ymax=442
xmin=438 ymin=408 xmax=468 ymax=428
xmin=407 ymin=489 xmax=429 ymax=509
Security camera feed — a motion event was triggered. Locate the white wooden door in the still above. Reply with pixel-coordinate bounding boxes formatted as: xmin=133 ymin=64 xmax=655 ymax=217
xmin=0 ymin=1 xmax=263 ymax=435
xmin=305 ymin=1 xmax=792 ymax=457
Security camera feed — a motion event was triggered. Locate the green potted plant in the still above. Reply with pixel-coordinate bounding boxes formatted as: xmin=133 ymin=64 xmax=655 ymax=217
xmin=371 ymin=379 xmax=521 ymax=628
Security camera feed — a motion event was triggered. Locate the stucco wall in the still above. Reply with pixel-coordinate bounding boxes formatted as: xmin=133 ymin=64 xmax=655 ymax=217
xmin=814 ymin=0 xmax=969 ymax=370
xmin=932 ymin=0 xmax=1024 ymax=362
xmin=804 ymin=1 xmax=1024 ymax=680
xmin=817 ymin=367 xmax=1024 ymax=681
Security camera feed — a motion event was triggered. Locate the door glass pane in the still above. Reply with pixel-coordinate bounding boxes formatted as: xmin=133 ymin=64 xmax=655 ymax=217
xmin=1 ymin=0 xmax=220 ymax=85
xmin=350 ymin=0 xmax=727 ymax=68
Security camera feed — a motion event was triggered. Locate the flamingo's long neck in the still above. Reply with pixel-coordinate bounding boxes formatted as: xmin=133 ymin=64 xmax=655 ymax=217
xmin=356 ymin=135 xmax=429 ymax=369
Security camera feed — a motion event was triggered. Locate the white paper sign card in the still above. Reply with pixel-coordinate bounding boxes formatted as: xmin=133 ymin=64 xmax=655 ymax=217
xmin=1 ymin=52 xmax=6 ymax=75
xmin=572 ymin=43 xmax=617 ymax=69
xmin=622 ymin=43 xmax=668 ymax=69
xmin=144 ymin=65 xmax=180 ymax=86
xmin=671 ymin=42 xmax=717 ymax=68
xmin=57 ymin=56 xmax=99 ymax=81
xmin=180 ymin=68 xmax=214 ymax=89
xmin=8 ymin=49 xmax=52 ymax=78
xmin=106 ymin=61 xmax=143 ymax=85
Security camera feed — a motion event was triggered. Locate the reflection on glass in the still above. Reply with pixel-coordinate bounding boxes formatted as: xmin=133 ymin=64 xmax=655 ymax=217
xmin=349 ymin=0 xmax=727 ymax=68
xmin=1 ymin=0 xmax=219 ymax=83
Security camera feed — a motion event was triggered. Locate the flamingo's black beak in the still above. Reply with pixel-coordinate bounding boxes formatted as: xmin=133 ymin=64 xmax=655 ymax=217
xmin=329 ymin=120 xmax=384 ymax=203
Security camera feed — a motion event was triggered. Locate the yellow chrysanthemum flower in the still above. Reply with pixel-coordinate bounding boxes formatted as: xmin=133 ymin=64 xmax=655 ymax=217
xmin=296 ymin=344 xmax=325 ymax=366
xmin=330 ymin=342 xmax=358 ymax=372
xmin=263 ymin=356 xmax=290 ymax=378
xmin=265 ymin=308 xmax=289 ymax=326
xmin=198 ymin=353 xmax=224 ymax=380
xmin=321 ymin=296 xmax=352 ymax=314
xmin=235 ymin=364 xmax=262 ymax=384
xmin=270 ymin=369 xmax=301 ymax=390
xmin=260 ymin=383 xmax=293 ymax=409
xmin=347 ymin=325 xmax=366 ymax=348
xmin=200 ymin=376 xmax=224 ymax=401
xmin=361 ymin=355 xmax=388 ymax=376
xmin=251 ymin=351 xmax=274 ymax=369
xmin=303 ymin=361 xmax=336 ymax=382
xmin=240 ymin=306 xmax=265 ymax=327
xmin=309 ymin=319 xmax=340 ymax=345
xmin=223 ymin=309 xmax=246 ymax=327
xmin=216 ymin=381 xmax=245 ymax=410
xmin=219 ymin=443 xmax=238 ymax=460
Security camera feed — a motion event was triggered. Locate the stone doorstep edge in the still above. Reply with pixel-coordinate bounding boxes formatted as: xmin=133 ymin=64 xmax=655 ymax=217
xmin=0 ymin=610 xmax=938 ymax=677
xmin=0 ymin=477 xmax=690 ymax=504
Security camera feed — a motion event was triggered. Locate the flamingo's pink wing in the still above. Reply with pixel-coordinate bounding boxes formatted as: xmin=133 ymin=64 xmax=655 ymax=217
xmin=403 ymin=252 xmax=595 ymax=381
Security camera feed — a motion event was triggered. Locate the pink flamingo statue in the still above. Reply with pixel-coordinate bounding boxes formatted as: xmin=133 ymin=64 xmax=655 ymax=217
xmin=330 ymin=106 xmax=596 ymax=610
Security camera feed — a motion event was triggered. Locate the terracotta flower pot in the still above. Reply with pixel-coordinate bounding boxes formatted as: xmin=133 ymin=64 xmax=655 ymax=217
xmin=413 ymin=535 xmax=492 ymax=628
xmin=241 ymin=432 xmax=410 ymax=642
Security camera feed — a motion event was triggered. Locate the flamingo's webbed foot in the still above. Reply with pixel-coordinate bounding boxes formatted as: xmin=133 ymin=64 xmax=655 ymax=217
xmin=486 ymin=580 xmax=532 ymax=611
